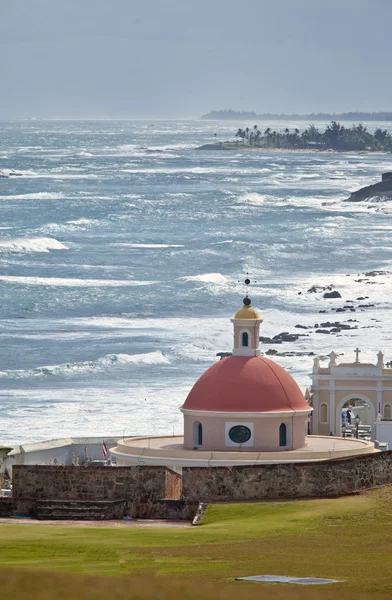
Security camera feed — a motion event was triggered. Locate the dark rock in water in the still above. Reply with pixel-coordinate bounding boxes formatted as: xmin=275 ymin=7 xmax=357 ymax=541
xmin=319 ymin=310 xmax=326 ymax=313
xmin=323 ymin=290 xmax=342 ymax=299
xmin=317 ymin=321 xmax=357 ymax=330
xmin=357 ymin=296 xmax=369 ymax=300
xmin=295 ymin=324 xmax=310 ymax=329
xmin=266 ymin=349 xmax=315 ymax=357
xmin=273 ymin=332 xmax=307 ymax=342
xmin=346 ymin=174 xmax=392 ymax=202
xmin=316 ymin=329 xmax=330 ymax=334
xmin=358 ymin=303 xmax=375 ymax=308
xmin=260 ymin=331 xmax=308 ymax=344
xmin=336 ymin=307 xmax=346 ymax=313
xmin=364 ymin=270 xmax=387 ymax=277
xmin=260 ymin=336 xmax=282 ymax=344
xmin=196 ymin=143 xmax=231 ymax=150
xmin=216 ymin=352 xmax=232 ymax=359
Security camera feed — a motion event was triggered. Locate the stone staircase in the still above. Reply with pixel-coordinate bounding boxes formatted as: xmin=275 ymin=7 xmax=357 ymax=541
xmin=33 ymin=499 xmax=126 ymax=520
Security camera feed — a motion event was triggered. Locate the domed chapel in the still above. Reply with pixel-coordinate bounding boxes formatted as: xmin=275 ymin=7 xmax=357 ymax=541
xmin=111 ymin=295 xmax=375 ymax=469
xmin=181 ymin=297 xmax=310 ymax=451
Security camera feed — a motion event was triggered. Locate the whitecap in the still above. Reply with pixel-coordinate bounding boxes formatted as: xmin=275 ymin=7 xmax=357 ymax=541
xmin=182 ymin=273 xmax=228 ymax=284
xmin=113 ymin=243 xmax=184 ymax=249
xmin=0 ymin=351 xmax=169 ymax=380
xmin=235 ymin=192 xmax=269 ymax=206
xmin=0 ymin=275 xmax=156 ymax=287
xmin=0 ymin=192 xmax=66 ymax=200
xmin=0 ymin=237 xmax=68 ymax=253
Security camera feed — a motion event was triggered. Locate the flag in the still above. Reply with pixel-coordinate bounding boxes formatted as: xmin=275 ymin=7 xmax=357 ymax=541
xmin=102 ymin=441 xmax=108 ymax=457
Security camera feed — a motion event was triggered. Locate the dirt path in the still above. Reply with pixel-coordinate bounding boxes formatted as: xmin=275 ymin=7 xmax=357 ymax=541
xmin=0 ymin=517 xmax=190 ymax=528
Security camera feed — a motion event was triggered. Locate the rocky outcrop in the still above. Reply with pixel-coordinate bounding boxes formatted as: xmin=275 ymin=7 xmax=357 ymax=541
xmin=260 ymin=332 xmax=308 ymax=344
xmin=347 ymin=173 xmax=392 ymax=202
xmin=323 ymin=290 xmax=342 ymax=299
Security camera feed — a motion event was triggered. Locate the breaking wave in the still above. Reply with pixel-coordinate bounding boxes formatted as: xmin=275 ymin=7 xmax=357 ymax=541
xmin=113 ymin=243 xmax=184 ymax=249
xmin=0 ymin=192 xmax=66 ymax=200
xmin=0 ymin=237 xmax=68 ymax=253
xmin=0 ymin=351 xmax=169 ymax=380
xmin=182 ymin=273 xmax=228 ymax=284
xmin=0 ymin=275 xmax=156 ymax=287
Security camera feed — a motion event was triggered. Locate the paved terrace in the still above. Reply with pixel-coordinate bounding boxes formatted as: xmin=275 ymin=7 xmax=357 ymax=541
xmin=110 ymin=435 xmax=376 ymax=467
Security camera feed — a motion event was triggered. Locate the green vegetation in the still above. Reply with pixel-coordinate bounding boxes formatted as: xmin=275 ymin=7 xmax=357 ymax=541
xmin=2 ymin=487 xmax=392 ymax=598
xmin=233 ymin=122 xmax=392 ymax=151
xmin=202 ymin=109 xmax=392 ymax=121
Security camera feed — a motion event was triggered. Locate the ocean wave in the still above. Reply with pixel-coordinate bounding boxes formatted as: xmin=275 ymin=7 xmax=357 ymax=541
xmin=182 ymin=273 xmax=228 ymax=284
xmin=235 ymin=192 xmax=270 ymax=206
xmin=113 ymin=243 xmax=184 ymax=249
xmin=0 ymin=351 xmax=169 ymax=380
xmin=0 ymin=275 xmax=156 ymax=287
xmin=0 ymin=192 xmax=66 ymax=200
xmin=0 ymin=236 xmax=68 ymax=253
xmin=41 ymin=219 xmax=102 ymax=233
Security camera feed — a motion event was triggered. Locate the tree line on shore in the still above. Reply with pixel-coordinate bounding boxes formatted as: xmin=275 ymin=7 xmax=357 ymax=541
xmin=234 ymin=122 xmax=392 ymax=151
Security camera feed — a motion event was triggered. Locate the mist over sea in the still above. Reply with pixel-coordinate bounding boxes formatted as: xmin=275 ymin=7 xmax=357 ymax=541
xmin=1 ymin=119 xmax=392 ymax=445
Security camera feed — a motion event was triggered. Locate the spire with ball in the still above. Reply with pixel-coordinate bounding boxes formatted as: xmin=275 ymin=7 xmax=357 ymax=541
xmin=231 ymin=277 xmax=263 ymax=357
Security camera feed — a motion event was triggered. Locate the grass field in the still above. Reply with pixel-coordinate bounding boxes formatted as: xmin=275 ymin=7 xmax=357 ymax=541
xmin=1 ymin=487 xmax=392 ymax=599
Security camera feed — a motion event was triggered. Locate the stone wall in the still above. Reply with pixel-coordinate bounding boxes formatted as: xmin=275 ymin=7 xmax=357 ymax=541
xmin=13 ymin=465 xmax=168 ymax=503
xmin=182 ymin=451 xmax=392 ymax=502
xmin=130 ymin=499 xmax=198 ymax=520
xmin=0 ymin=498 xmax=15 ymax=517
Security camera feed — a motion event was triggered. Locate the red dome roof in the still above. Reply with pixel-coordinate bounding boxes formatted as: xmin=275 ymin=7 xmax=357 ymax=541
xmin=182 ymin=356 xmax=309 ymax=413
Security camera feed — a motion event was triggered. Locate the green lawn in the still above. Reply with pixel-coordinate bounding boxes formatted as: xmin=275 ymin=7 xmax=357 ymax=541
xmin=1 ymin=487 xmax=392 ymax=599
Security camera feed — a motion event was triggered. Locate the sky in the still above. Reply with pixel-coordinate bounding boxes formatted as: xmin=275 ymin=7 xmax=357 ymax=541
xmin=1 ymin=0 xmax=392 ymax=119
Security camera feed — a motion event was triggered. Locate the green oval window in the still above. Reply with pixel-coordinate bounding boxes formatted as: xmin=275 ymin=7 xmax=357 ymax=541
xmin=229 ymin=425 xmax=251 ymax=444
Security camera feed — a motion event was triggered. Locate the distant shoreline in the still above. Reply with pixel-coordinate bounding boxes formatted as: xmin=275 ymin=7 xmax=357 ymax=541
xmin=196 ymin=143 xmax=391 ymax=154
xmin=201 ymin=110 xmax=392 ymax=121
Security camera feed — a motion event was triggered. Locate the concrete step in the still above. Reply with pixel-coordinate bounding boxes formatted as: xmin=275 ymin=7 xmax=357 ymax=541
xmin=34 ymin=499 xmax=126 ymax=521
xmin=37 ymin=511 xmax=106 ymax=520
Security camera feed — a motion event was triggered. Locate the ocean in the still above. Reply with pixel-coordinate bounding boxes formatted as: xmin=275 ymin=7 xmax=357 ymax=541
xmin=1 ymin=118 xmax=392 ymax=445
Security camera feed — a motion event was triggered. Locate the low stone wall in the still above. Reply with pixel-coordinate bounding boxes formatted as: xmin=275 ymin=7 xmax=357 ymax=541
xmin=0 ymin=498 xmax=15 ymax=517
xmin=130 ymin=499 xmax=198 ymax=520
xmin=13 ymin=465 xmax=168 ymax=503
xmin=182 ymin=451 xmax=392 ymax=502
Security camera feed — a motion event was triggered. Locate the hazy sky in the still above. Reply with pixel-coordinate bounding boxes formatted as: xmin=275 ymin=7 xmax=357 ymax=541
xmin=1 ymin=0 xmax=391 ymax=118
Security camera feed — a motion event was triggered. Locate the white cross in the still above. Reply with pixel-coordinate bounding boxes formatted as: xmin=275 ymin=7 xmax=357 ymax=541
xmin=354 ymin=348 xmax=361 ymax=363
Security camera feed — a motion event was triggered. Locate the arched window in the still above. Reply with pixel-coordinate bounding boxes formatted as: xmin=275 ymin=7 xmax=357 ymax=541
xmin=320 ymin=403 xmax=328 ymax=423
xmin=384 ymin=404 xmax=392 ymax=420
xmin=193 ymin=421 xmax=202 ymax=446
xmin=242 ymin=332 xmax=249 ymax=347
xmin=279 ymin=423 xmax=287 ymax=447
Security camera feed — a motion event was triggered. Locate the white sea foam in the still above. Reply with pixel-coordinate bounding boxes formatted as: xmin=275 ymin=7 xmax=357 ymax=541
xmin=0 ymin=351 xmax=169 ymax=380
xmin=0 ymin=237 xmax=68 ymax=253
xmin=113 ymin=243 xmax=184 ymax=249
xmin=0 ymin=275 xmax=156 ymax=287
xmin=0 ymin=192 xmax=66 ymax=200
xmin=182 ymin=273 xmax=228 ymax=284
xmin=41 ymin=219 xmax=102 ymax=233
xmin=235 ymin=192 xmax=270 ymax=205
